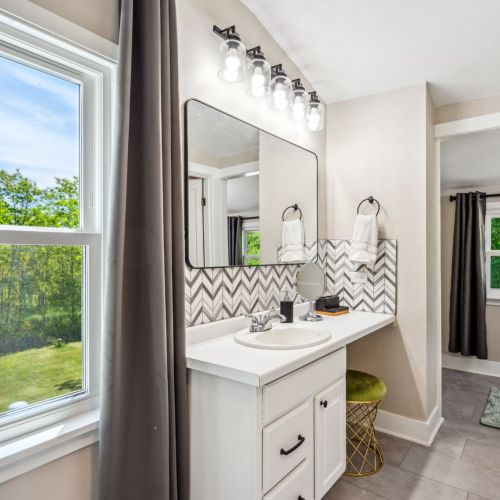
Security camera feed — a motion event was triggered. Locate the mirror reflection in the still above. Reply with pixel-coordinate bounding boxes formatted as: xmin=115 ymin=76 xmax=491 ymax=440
xmin=185 ymin=100 xmax=318 ymax=268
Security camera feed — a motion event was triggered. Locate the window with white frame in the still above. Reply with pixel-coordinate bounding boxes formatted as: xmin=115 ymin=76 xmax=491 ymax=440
xmin=486 ymin=201 xmax=500 ymax=303
xmin=0 ymin=23 xmax=111 ymax=446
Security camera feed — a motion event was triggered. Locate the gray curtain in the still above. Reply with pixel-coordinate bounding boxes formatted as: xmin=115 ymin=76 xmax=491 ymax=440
xmin=98 ymin=0 xmax=189 ymax=499
xmin=228 ymin=216 xmax=243 ymax=266
xmin=449 ymin=192 xmax=488 ymax=359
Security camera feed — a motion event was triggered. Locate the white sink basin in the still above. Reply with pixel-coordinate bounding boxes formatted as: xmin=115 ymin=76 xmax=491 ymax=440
xmin=234 ymin=325 xmax=331 ymax=350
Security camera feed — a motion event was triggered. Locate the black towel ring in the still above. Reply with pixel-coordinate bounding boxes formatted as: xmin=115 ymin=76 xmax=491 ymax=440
xmin=282 ymin=203 xmax=303 ymax=221
xmin=357 ymin=196 xmax=380 ymax=216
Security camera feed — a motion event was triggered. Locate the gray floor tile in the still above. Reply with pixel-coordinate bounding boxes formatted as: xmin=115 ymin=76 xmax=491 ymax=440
xmin=442 ymin=398 xmax=476 ymax=420
xmin=376 ymin=432 xmax=411 ymax=466
xmin=342 ymin=462 xmax=468 ymax=500
xmin=427 ymin=424 xmax=467 ymax=458
xmin=461 ymin=439 xmax=500 ymax=472
xmin=440 ymin=414 xmax=500 ymax=446
xmin=400 ymin=446 xmax=500 ymax=499
xmin=324 ymin=479 xmax=389 ymax=499
xmin=467 ymin=493 xmax=491 ymax=500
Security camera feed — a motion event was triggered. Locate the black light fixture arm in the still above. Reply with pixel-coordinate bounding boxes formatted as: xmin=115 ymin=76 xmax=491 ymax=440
xmin=309 ymin=91 xmax=320 ymax=103
xmin=213 ymin=25 xmax=237 ymax=40
xmin=246 ymin=46 xmax=263 ymax=58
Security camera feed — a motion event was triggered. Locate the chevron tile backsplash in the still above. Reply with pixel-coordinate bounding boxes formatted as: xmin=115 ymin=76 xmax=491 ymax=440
xmin=185 ymin=239 xmax=397 ymax=327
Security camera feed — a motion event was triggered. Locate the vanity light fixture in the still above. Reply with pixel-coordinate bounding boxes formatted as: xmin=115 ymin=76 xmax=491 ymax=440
xmin=290 ymin=79 xmax=309 ymax=124
xmin=270 ymin=64 xmax=292 ymax=112
xmin=307 ymin=91 xmax=325 ymax=132
xmin=213 ymin=25 xmax=246 ymax=83
xmin=246 ymin=46 xmax=271 ymax=98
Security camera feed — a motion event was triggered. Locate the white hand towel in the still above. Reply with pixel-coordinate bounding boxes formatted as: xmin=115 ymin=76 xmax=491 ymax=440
xmin=349 ymin=214 xmax=378 ymax=268
xmin=279 ymin=219 xmax=306 ymax=263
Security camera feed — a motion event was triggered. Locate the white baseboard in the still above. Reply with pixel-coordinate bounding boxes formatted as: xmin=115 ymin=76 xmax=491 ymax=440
xmin=442 ymin=353 xmax=500 ymax=377
xmin=375 ymin=405 xmax=443 ymax=446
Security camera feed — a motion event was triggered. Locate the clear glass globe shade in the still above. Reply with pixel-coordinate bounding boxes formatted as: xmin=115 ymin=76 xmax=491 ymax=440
xmin=222 ymin=68 xmax=239 ymax=83
xmin=308 ymin=107 xmax=321 ymax=131
xmin=292 ymin=98 xmax=306 ymax=121
xmin=224 ymin=48 xmax=241 ymax=71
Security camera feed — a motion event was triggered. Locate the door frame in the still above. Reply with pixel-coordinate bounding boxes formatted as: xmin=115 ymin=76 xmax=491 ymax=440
xmin=434 ymin=111 xmax=500 ymax=406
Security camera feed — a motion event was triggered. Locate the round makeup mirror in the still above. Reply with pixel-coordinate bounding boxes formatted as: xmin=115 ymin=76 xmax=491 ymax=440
xmin=296 ymin=263 xmax=325 ymax=321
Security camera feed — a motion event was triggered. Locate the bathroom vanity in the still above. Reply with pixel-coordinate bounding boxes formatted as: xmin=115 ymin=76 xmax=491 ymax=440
xmin=186 ymin=310 xmax=394 ymax=500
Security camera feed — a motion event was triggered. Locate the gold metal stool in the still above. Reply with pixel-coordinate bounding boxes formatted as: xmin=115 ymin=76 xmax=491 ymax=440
xmin=344 ymin=369 xmax=387 ymax=477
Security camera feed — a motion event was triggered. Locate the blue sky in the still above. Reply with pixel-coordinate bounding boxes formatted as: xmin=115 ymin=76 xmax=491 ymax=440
xmin=0 ymin=55 xmax=79 ymax=188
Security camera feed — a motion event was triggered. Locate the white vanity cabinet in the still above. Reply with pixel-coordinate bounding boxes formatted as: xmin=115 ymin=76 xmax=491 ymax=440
xmin=189 ymin=347 xmax=346 ymax=500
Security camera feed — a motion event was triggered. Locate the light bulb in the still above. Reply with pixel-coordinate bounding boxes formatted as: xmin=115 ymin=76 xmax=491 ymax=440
xmin=272 ymin=82 xmax=289 ymax=110
xmin=292 ymin=97 xmax=306 ymax=121
xmin=250 ymin=67 xmax=266 ymax=97
xmin=223 ymin=68 xmax=239 ymax=83
xmin=308 ymin=107 xmax=321 ymax=131
xmin=224 ymin=48 xmax=241 ymax=71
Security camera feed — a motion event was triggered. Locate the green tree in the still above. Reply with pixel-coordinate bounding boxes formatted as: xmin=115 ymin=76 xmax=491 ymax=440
xmin=0 ymin=168 xmax=81 ymax=355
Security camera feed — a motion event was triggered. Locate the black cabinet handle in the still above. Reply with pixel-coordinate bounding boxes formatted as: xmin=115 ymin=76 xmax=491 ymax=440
xmin=280 ymin=435 xmax=305 ymax=456
xmin=298 ymin=496 xmax=305 ymax=500
xmin=320 ymin=400 xmax=328 ymax=408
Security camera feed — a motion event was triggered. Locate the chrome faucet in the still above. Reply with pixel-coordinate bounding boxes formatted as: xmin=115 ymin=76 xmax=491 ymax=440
xmin=246 ymin=310 xmax=287 ymax=332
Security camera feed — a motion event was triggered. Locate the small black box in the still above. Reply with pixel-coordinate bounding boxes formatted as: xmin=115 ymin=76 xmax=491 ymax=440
xmin=315 ymin=295 xmax=340 ymax=310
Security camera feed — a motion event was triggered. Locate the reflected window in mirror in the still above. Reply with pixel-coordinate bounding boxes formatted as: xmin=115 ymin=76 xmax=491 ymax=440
xmin=185 ymin=99 xmax=318 ymax=268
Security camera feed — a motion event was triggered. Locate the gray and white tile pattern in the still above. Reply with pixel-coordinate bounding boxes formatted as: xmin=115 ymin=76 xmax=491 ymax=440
xmin=184 ymin=239 xmax=397 ymax=327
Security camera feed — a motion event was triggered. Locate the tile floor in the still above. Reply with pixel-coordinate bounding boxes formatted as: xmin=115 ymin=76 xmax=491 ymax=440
xmin=326 ymin=368 xmax=500 ymax=500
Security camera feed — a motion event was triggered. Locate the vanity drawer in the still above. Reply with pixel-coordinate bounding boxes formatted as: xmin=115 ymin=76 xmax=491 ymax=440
xmin=263 ymin=348 xmax=346 ymax=424
xmin=263 ymin=459 xmax=313 ymax=500
xmin=263 ymin=400 xmax=313 ymax=492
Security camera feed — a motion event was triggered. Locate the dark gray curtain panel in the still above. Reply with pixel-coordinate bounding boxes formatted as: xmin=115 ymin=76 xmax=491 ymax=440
xmin=98 ymin=0 xmax=189 ymax=499
xmin=228 ymin=216 xmax=243 ymax=266
xmin=449 ymin=192 xmax=488 ymax=359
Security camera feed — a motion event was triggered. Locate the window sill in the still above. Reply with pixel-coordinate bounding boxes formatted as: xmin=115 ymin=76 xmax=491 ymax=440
xmin=0 ymin=410 xmax=99 ymax=484
xmin=487 ymin=299 xmax=500 ymax=307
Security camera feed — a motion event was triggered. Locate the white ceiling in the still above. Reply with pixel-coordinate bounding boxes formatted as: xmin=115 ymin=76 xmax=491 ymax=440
xmin=242 ymin=0 xmax=500 ymax=106
xmin=188 ymin=101 xmax=258 ymax=158
xmin=441 ymin=128 xmax=500 ymax=189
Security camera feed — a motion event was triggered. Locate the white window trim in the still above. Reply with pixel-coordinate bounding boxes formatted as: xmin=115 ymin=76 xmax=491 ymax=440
xmin=0 ymin=6 xmax=116 ymax=483
xmin=486 ymin=201 xmax=500 ymax=306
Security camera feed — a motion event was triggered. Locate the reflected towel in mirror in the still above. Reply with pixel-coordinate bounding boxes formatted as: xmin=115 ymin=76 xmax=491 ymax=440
xmin=279 ymin=219 xmax=306 ymax=263
xmin=349 ymin=214 xmax=378 ymax=268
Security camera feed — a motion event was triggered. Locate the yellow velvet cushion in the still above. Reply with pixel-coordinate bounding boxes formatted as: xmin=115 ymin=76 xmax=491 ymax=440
xmin=346 ymin=369 xmax=387 ymax=402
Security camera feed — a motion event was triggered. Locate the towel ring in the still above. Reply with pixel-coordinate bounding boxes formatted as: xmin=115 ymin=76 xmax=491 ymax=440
xmin=282 ymin=204 xmax=303 ymax=221
xmin=357 ymin=196 xmax=380 ymax=216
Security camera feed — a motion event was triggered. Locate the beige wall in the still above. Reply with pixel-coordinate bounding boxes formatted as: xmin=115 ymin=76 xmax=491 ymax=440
xmin=29 ymin=0 xmax=119 ymax=42
xmin=259 ymin=132 xmax=317 ymax=262
xmin=0 ymin=0 xmax=327 ymax=497
xmin=0 ymin=445 xmax=97 ymax=500
xmin=326 ymin=83 xmax=438 ymax=420
xmin=441 ymin=185 xmax=500 ymax=362
xmin=435 ymin=93 xmax=500 ymax=124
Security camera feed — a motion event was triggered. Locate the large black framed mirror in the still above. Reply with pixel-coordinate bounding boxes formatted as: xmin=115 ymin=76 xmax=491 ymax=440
xmin=184 ymin=99 xmax=318 ymax=268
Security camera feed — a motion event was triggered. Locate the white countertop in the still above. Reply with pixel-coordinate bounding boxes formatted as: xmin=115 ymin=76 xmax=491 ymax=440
xmin=186 ymin=311 xmax=395 ymax=386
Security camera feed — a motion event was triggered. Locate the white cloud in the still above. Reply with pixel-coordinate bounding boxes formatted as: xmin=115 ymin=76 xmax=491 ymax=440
xmin=0 ymin=110 xmax=79 ymax=187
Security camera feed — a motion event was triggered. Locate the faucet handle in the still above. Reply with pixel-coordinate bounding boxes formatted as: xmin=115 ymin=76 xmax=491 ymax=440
xmin=246 ymin=313 xmax=262 ymax=332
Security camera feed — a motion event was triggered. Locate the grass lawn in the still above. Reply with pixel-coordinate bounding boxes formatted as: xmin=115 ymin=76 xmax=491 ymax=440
xmin=0 ymin=342 xmax=82 ymax=413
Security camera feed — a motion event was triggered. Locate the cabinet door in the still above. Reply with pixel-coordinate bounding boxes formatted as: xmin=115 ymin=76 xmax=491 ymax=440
xmin=314 ymin=378 xmax=346 ymax=498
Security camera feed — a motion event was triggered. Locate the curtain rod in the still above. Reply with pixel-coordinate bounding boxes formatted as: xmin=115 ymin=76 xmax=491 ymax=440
xmin=449 ymin=193 xmax=500 ymax=202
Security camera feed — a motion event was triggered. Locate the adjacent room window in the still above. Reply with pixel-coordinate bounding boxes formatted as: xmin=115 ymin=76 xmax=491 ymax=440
xmin=486 ymin=202 xmax=500 ymax=303
xmin=242 ymin=219 xmax=260 ymax=266
xmin=0 ymin=45 xmax=103 ymax=430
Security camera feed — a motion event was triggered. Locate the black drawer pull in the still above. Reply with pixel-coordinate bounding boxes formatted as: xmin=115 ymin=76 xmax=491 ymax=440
xmin=298 ymin=496 xmax=305 ymax=500
xmin=280 ymin=435 xmax=305 ymax=456
xmin=320 ymin=400 xmax=328 ymax=408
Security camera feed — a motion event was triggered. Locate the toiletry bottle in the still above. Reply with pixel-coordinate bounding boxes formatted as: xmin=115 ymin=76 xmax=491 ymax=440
xmin=280 ymin=290 xmax=294 ymax=323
